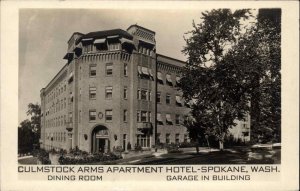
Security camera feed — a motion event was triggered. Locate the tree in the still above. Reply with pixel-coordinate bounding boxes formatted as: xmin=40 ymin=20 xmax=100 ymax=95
xmin=232 ymin=9 xmax=281 ymax=143
xmin=180 ymin=8 xmax=281 ymax=150
xmin=18 ymin=120 xmax=35 ymax=154
xmin=18 ymin=103 xmax=41 ymax=154
xmin=181 ymin=9 xmax=252 ymax=150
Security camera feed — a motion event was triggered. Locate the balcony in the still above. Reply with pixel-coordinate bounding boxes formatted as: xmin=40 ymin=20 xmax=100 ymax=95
xmin=137 ymin=122 xmax=153 ymax=135
xmin=137 ymin=122 xmax=152 ymax=129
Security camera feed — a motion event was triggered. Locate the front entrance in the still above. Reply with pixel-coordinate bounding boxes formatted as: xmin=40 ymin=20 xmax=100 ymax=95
xmin=91 ymin=125 xmax=110 ymax=153
xmin=95 ymin=138 xmax=106 ymax=153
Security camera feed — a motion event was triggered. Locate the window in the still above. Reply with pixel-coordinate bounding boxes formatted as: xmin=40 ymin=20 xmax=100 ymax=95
xmin=70 ymin=92 xmax=73 ymax=103
xmin=166 ymin=94 xmax=171 ymax=104
xmin=166 ymin=114 xmax=172 ymax=125
xmin=79 ymin=88 xmax=82 ymax=100
xmin=141 ymin=90 xmax=147 ymax=100
xmin=175 ymin=76 xmax=181 ymax=86
xmin=166 ymin=134 xmax=170 ymax=144
xmin=79 ymin=110 xmax=81 ymax=123
xmin=137 ymin=90 xmax=141 ymax=99
xmin=90 ymin=65 xmax=96 ymax=77
xmin=157 ymin=72 xmax=163 ymax=84
xmin=166 ymin=74 xmax=173 ymax=86
xmin=148 ymin=112 xmax=151 ymax=122
xmin=109 ymin=43 xmax=119 ymax=50
xmin=156 ymin=92 xmax=161 ymax=103
xmin=89 ymin=87 xmax=96 ymax=99
xmin=124 ymin=63 xmax=128 ymax=76
xmin=137 ymin=111 xmax=141 ymax=122
xmin=148 ymin=91 xmax=151 ymax=101
xmin=64 ymin=98 xmax=66 ymax=108
xmin=106 ymin=63 xmax=113 ymax=76
xmin=124 ymin=87 xmax=128 ymax=99
xmin=175 ymin=134 xmax=180 ymax=143
xmin=175 ymin=114 xmax=180 ymax=125
xmin=157 ymin=113 xmax=163 ymax=125
xmin=105 ymin=110 xmax=113 ymax=122
xmin=141 ymin=111 xmax=147 ymax=122
xmin=184 ymin=134 xmax=188 ymax=142
xmin=156 ymin=133 xmax=161 ymax=143
xmin=69 ymin=112 xmax=73 ymax=123
xmin=176 ymin=95 xmax=182 ymax=106
xmin=89 ymin=110 xmax=96 ymax=121
xmin=123 ymin=110 xmax=127 ymax=122
xmin=137 ymin=134 xmax=150 ymax=148
xmin=123 ymin=134 xmax=127 ymax=150
xmin=105 ymin=86 xmax=113 ymax=99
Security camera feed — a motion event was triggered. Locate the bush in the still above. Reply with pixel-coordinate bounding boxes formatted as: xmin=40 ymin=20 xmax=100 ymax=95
xmin=58 ymin=148 xmax=122 ymax=165
xmin=179 ymin=141 xmax=198 ymax=148
xmin=166 ymin=143 xmax=182 ymax=153
xmin=32 ymin=149 xmax=51 ymax=164
xmin=225 ymin=134 xmax=247 ymax=147
xmin=134 ymin=144 xmax=143 ymax=152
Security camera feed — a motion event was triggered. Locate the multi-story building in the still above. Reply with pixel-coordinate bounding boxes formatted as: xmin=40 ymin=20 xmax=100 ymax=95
xmin=40 ymin=25 xmax=191 ymax=153
xmin=40 ymin=24 xmax=250 ymax=153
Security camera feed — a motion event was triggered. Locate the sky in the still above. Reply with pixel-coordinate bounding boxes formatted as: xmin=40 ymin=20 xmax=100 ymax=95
xmin=18 ymin=8 xmax=205 ymax=123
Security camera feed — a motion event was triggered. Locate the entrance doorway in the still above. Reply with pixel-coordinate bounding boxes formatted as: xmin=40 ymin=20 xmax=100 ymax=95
xmin=91 ymin=125 xmax=109 ymax=153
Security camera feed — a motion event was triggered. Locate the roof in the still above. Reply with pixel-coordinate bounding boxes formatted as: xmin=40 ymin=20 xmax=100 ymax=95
xmin=67 ymin=32 xmax=84 ymax=43
xmin=157 ymin=53 xmax=186 ymax=65
xmin=78 ymin=29 xmax=133 ymax=43
xmin=127 ymin=24 xmax=156 ymax=34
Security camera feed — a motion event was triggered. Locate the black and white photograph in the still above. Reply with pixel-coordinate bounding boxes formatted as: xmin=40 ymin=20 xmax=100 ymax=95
xmin=0 ymin=1 xmax=299 ymax=191
xmin=17 ymin=8 xmax=281 ymax=165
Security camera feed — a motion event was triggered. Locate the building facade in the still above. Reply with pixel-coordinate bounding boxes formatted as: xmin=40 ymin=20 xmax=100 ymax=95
xmin=40 ymin=25 xmax=250 ymax=153
xmin=40 ymin=25 xmax=192 ymax=153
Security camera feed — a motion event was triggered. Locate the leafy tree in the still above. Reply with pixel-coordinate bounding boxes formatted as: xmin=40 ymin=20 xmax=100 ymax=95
xmin=18 ymin=120 xmax=35 ymax=154
xmin=180 ymin=9 xmax=281 ymax=150
xmin=232 ymin=9 xmax=281 ymax=143
xmin=26 ymin=103 xmax=41 ymax=139
xmin=181 ymin=9 xmax=252 ymax=150
xmin=18 ymin=103 xmax=41 ymax=154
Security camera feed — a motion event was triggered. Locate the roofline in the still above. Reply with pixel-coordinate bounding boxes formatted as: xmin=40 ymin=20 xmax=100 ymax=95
xmin=67 ymin=32 xmax=84 ymax=43
xmin=43 ymin=63 xmax=68 ymax=92
xmin=156 ymin=53 xmax=186 ymax=64
xmin=127 ymin=24 xmax=156 ymax=34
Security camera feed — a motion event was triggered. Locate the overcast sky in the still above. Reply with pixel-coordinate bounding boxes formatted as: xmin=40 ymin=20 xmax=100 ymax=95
xmin=18 ymin=8 xmax=206 ymax=123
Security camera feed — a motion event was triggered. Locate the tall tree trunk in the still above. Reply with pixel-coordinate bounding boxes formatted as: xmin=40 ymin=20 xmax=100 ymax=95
xmin=219 ymin=140 xmax=224 ymax=150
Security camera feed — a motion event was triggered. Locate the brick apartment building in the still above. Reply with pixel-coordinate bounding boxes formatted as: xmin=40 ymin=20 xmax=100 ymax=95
xmin=39 ymin=25 xmax=250 ymax=153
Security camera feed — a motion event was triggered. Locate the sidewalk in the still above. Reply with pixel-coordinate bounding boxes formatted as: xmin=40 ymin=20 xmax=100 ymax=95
xmin=107 ymin=147 xmax=218 ymax=165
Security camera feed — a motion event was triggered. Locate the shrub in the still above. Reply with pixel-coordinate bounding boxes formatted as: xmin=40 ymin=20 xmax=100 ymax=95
xmin=32 ymin=149 xmax=51 ymax=164
xmin=134 ymin=144 xmax=143 ymax=152
xmin=179 ymin=141 xmax=198 ymax=148
xmin=166 ymin=143 xmax=182 ymax=153
xmin=58 ymin=148 xmax=122 ymax=165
